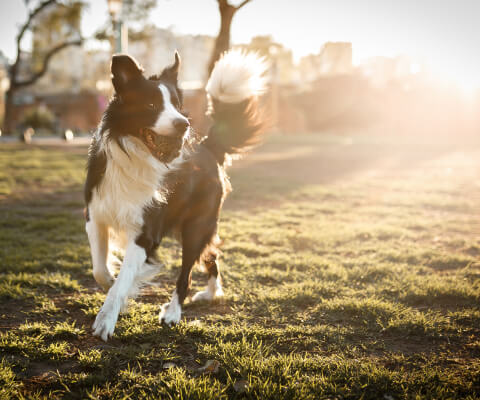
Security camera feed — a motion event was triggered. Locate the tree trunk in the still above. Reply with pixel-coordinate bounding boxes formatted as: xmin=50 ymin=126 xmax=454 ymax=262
xmin=207 ymin=3 xmax=236 ymax=75
xmin=3 ymin=88 xmax=16 ymax=135
xmin=2 ymin=39 xmax=82 ymax=135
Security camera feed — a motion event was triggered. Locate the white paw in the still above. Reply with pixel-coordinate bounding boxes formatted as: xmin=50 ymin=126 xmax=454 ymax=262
xmin=159 ymin=300 xmax=181 ymax=326
xmin=92 ymin=305 xmax=118 ymax=341
xmin=159 ymin=302 xmax=182 ymax=325
xmin=192 ymin=287 xmax=223 ymax=302
xmin=191 ymin=290 xmax=214 ymax=302
xmin=191 ymin=277 xmax=224 ymax=303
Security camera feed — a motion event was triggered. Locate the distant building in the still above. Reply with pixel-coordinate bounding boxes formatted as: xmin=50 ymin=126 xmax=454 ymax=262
xmin=82 ymin=49 xmax=111 ymax=92
xmin=128 ymin=26 xmax=215 ymax=89
xmin=298 ymin=42 xmax=353 ymax=82
xmin=298 ymin=54 xmax=322 ymax=83
xmin=360 ymin=55 xmax=417 ymax=88
xmin=318 ymin=42 xmax=353 ymax=75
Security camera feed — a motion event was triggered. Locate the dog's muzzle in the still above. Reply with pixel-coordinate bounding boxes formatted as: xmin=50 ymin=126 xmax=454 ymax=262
xmin=139 ymin=128 xmax=184 ymax=163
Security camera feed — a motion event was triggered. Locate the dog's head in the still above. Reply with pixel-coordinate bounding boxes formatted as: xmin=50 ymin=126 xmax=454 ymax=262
xmin=104 ymin=52 xmax=190 ymax=163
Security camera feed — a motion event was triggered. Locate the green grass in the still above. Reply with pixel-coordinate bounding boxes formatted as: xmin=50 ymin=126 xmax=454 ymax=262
xmin=0 ymin=135 xmax=479 ymax=399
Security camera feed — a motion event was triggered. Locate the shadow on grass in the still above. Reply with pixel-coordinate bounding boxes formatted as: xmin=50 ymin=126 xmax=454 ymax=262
xmin=226 ymin=135 xmax=461 ymax=210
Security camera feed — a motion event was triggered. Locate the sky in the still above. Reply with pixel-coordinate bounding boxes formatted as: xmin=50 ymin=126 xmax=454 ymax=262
xmin=1 ymin=0 xmax=479 ymax=89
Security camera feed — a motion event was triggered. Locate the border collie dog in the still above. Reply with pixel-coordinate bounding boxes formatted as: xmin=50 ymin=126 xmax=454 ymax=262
xmin=84 ymin=50 xmax=267 ymax=341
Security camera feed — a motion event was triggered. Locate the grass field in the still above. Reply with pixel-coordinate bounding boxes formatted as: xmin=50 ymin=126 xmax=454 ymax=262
xmin=0 ymin=134 xmax=479 ymax=399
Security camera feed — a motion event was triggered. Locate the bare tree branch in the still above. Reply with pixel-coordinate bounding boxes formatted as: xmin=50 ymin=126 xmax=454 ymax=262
xmin=236 ymin=0 xmax=252 ymax=10
xmin=15 ymin=0 xmax=57 ymax=63
xmin=208 ymin=0 xmax=253 ymax=74
xmin=15 ymin=39 xmax=83 ymax=88
xmin=3 ymin=0 xmax=83 ymax=134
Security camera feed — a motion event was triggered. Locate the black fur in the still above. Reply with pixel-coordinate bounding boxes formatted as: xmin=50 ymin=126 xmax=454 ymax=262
xmin=84 ymin=136 xmax=106 ymax=207
xmin=132 ymin=143 xmax=227 ymax=305
xmin=204 ymin=97 xmax=264 ymax=164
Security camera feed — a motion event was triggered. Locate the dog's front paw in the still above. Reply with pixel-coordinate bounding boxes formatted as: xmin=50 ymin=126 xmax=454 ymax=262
xmin=92 ymin=306 xmax=118 ymax=341
xmin=159 ymin=302 xmax=181 ymax=325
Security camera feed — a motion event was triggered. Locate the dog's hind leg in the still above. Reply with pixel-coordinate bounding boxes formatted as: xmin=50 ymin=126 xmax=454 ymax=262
xmin=93 ymin=239 xmax=147 ymax=341
xmin=191 ymin=244 xmax=224 ymax=303
xmin=86 ymin=219 xmax=114 ymax=291
xmin=159 ymin=219 xmax=218 ymax=325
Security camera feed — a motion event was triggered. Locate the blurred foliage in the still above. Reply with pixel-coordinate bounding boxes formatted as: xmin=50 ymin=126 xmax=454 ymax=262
xmin=31 ymin=1 xmax=84 ymax=72
xmin=20 ymin=105 xmax=55 ymax=130
xmin=123 ymin=0 xmax=157 ymax=23
xmin=95 ymin=0 xmax=157 ymax=44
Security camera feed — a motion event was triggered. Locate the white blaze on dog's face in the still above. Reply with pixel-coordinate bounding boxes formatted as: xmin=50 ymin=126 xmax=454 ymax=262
xmin=148 ymin=51 xmax=189 ymax=138
xmin=150 ymin=84 xmax=190 ymax=137
xmin=108 ymin=52 xmax=190 ymax=151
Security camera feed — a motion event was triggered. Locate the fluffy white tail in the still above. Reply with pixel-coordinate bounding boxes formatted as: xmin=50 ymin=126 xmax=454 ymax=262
xmin=204 ymin=50 xmax=268 ymax=164
xmin=206 ymin=49 xmax=268 ymax=103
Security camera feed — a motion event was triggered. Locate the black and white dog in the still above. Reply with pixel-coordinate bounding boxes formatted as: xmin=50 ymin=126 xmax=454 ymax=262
xmin=84 ymin=50 xmax=267 ymax=341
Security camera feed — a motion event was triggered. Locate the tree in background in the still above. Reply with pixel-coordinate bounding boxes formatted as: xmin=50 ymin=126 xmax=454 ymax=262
xmin=3 ymin=0 xmax=83 ymax=135
xmin=94 ymin=0 xmax=157 ymax=48
xmin=207 ymin=0 xmax=253 ymax=75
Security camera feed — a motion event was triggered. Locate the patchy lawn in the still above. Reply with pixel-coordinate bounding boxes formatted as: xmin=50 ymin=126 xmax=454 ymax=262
xmin=0 ymin=136 xmax=479 ymax=399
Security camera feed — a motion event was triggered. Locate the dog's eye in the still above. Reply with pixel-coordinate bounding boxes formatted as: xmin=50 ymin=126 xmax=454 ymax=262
xmin=147 ymin=103 xmax=156 ymax=110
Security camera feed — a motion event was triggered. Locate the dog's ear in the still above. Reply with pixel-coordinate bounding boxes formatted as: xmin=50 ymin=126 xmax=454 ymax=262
xmin=111 ymin=54 xmax=144 ymax=95
xmin=160 ymin=51 xmax=180 ymax=83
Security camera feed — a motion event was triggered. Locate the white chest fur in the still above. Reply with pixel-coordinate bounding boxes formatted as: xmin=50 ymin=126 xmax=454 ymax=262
xmin=89 ymin=136 xmax=177 ymax=234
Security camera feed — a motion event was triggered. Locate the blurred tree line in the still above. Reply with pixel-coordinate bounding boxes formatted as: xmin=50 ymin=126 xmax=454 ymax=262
xmin=3 ymin=0 xmax=252 ymax=135
xmin=4 ymin=0 xmax=83 ymax=134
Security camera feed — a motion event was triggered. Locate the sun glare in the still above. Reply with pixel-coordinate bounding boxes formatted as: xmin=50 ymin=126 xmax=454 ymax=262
xmin=428 ymin=61 xmax=480 ymax=99
xmin=447 ymin=71 xmax=479 ymax=98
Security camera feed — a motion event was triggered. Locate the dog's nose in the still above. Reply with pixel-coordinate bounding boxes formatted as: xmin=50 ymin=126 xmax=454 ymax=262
xmin=173 ymin=119 xmax=189 ymax=136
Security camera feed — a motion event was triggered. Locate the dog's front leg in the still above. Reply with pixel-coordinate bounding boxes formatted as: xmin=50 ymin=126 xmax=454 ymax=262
xmin=93 ymin=240 xmax=146 ymax=341
xmin=160 ymin=220 xmax=217 ymax=325
xmin=86 ymin=218 xmax=114 ymax=291
xmin=159 ymin=237 xmax=197 ymax=325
